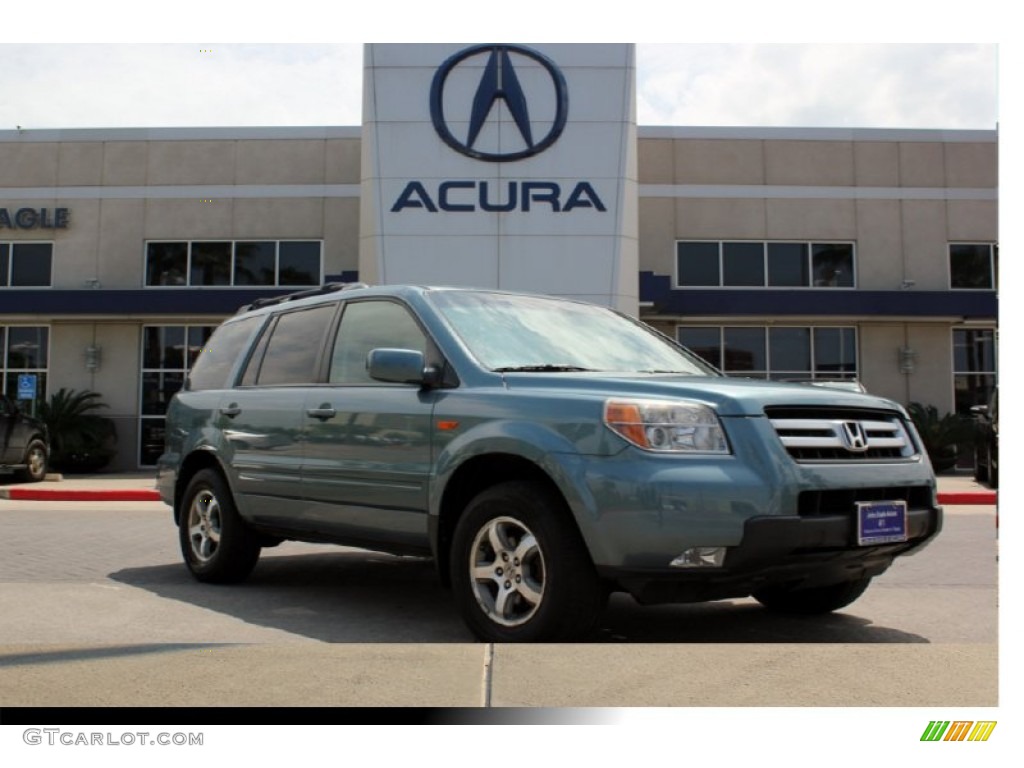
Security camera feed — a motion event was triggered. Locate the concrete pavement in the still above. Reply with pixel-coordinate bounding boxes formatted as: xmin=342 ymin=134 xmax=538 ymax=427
xmin=0 ymin=469 xmax=999 ymax=504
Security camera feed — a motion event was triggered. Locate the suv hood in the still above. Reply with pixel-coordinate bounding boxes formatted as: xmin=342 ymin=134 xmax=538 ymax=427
xmin=499 ymin=373 xmax=904 ymax=417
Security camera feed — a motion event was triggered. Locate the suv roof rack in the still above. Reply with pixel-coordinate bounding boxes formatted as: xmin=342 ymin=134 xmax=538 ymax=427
xmin=236 ymin=282 xmax=369 ymax=314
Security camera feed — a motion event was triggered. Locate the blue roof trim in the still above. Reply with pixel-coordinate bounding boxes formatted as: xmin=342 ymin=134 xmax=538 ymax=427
xmin=1 ymin=272 xmax=360 ymax=316
xmin=639 ymin=271 xmax=997 ymax=319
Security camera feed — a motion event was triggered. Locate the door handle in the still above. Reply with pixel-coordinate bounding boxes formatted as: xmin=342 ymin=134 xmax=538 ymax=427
xmin=306 ymin=406 xmax=337 ymax=421
xmin=220 ymin=404 xmax=241 ymax=418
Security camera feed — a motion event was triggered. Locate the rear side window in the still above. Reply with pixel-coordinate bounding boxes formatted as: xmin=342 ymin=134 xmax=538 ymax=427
xmin=329 ymin=301 xmax=427 ymax=384
xmin=187 ymin=316 xmax=262 ymax=391
xmin=251 ymin=304 xmax=336 ymax=386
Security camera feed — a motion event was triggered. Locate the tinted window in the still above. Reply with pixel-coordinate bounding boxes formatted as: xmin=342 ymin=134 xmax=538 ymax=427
xmin=770 ymin=327 xmax=811 ymax=372
xmin=814 ymin=328 xmax=857 ymax=374
xmin=329 ymin=301 xmax=428 ymax=384
xmin=146 ymin=242 xmax=188 ymax=286
xmin=278 ymin=242 xmax=320 ymax=286
xmin=256 ymin=304 xmax=335 ymax=386
xmin=812 ymin=244 xmax=854 ymax=287
xmin=767 ymin=243 xmax=808 ymax=286
xmin=187 ymin=316 xmax=262 ymax=390
xmin=10 ymin=243 xmax=53 ymax=287
xmin=234 ymin=242 xmax=276 ymax=286
xmin=950 ymin=244 xmax=995 ymax=289
xmin=190 ymin=242 xmax=231 ymax=286
xmin=723 ymin=327 xmax=766 ymax=372
xmin=677 ymin=327 xmax=722 ymax=369
xmin=5 ymin=326 xmax=49 ymax=369
xmin=677 ymin=242 xmax=719 ymax=286
xmin=722 ymin=242 xmax=764 ymax=286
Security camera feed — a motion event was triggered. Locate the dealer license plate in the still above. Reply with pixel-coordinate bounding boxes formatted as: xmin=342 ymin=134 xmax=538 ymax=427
xmin=856 ymin=500 xmax=908 ymax=546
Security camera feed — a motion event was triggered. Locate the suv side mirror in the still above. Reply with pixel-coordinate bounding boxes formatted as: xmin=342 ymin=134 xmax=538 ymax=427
xmin=367 ymin=348 xmax=436 ymax=386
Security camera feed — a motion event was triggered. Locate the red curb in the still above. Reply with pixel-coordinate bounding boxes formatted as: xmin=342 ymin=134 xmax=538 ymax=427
xmin=937 ymin=491 xmax=997 ymax=505
xmin=3 ymin=489 xmax=995 ymax=505
xmin=5 ymin=489 xmax=162 ymax=502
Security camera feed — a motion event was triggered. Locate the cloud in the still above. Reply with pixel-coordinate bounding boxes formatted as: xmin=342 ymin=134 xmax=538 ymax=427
xmin=0 ymin=44 xmax=364 ymax=129
xmin=636 ymin=44 xmax=997 ymax=129
xmin=0 ymin=43 xmax=998 ymax=131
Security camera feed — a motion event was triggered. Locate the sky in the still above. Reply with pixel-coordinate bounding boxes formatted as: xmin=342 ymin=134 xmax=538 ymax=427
xmin=0 ymin=43 xmax=999 ymax=131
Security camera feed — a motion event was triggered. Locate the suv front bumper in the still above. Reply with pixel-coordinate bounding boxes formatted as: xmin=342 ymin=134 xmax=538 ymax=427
xmin=598 ymin=505 xmax=942 ymax=605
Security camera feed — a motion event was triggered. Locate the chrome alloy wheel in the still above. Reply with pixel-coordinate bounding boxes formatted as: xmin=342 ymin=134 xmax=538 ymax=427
xmin=187 ymin=491 xmax=222 ymax=563
xmin=26 ymin=445 xmax=46 ymax=478
xmin=469 ymin=516 xmax=546 ymax=627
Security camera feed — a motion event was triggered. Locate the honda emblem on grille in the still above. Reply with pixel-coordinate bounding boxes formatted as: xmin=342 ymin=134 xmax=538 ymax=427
xmin=840 ymin=421 xmax=870 ymax=452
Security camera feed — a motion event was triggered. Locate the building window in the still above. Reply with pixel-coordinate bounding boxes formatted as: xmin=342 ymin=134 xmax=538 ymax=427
xmin=138 ymin=324 xmax=216 ymax=466
xmin=949 ymin=244 xmax=997 ymax=289
xmin=952 ymin=328 xmax=996 ymax=415
xmin=1 ymin=326 xmax=49 ymax=412
xmin=676 ymin=241 xmax=855 ymax=289
xmin=1 ymin=243 xmax=54 ymax=287
xmin=145 ymin=241 xmax=322 ymax=287
xmin=677 ymin=325 xmax=858 ymax=380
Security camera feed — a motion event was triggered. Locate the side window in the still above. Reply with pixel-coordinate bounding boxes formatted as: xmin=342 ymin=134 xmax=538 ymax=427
xmin=329 ymin=301 xmax=428 ymax=385
xmin=187 ymin=316 xmax=262 ymax=391
xmin=253 ymin=304 xmax=336 ymax=386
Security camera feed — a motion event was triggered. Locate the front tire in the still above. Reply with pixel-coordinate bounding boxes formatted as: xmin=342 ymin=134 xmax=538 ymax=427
xmin=450 ymin=481 xmax=607 ymax=642
xmin=17 ymin=439 xmax=48 ymax=483
xmin=179 ymin=469 xmax=261 ymax=583
xmin=754 ymin=577 xmax=872 ymax=615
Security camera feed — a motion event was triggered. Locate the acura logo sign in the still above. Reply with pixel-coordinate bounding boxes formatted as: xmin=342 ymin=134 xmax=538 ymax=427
xmin=429 ymin=44 xmax=569 ymax=162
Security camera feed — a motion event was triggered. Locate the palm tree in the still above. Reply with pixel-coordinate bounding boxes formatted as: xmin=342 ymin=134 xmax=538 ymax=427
xmin=37 ymin=388 xmax=117 ymax=471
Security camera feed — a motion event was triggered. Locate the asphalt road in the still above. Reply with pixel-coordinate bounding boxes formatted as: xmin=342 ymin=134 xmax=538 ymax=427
xmin=0 ymin=499 xmax=998 ymax=707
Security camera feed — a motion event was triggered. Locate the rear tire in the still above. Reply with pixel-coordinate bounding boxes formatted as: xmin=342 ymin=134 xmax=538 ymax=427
xmin=16 ymin=439 xmax=48 ymax=483
xmin=179 ymin=469 xmax=261 ymax=583
xmin=450 ymin=480 xmax=607 ymax=642
xmin=754 ymin=577 xmax=872 ymax=615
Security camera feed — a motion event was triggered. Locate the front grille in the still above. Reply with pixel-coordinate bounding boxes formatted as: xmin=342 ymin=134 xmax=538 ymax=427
xmin=798 ymin=486 xmax=934 ymax=517
xmin=766 ymin=406 xmax=919 ymax=463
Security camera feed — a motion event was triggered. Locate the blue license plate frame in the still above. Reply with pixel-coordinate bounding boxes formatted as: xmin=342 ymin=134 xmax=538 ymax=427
xmin=856 ymin=500 xmax=908 ymax=545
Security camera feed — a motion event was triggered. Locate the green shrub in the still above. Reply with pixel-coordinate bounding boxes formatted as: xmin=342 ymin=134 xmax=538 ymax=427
xmin=37 ymin=388 xmax=118 ymax=472
xmin=906 ymin=402 xmax=972 ymax=473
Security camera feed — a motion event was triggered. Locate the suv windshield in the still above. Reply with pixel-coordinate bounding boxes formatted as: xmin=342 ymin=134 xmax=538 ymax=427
xmin=430 ymin=290 xmax=717 ymax=375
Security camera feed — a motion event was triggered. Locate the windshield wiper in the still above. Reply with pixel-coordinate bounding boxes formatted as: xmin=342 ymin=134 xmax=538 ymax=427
xmin=493 ymin=364 xmax=599 ymax=373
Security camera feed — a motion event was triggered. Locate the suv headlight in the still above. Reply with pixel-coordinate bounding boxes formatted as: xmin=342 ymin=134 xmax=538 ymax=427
xmin=604 ymin=398 xmax=729 ymax=454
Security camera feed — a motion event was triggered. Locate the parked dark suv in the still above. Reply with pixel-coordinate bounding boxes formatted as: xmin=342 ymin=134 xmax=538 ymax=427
xmin=157 ymin=284 xmax=942 ymax=642
xmin=972 ymin=388 xmax=998 ymax=489
xmin=0 ymin=395 xmax=48 ymax=482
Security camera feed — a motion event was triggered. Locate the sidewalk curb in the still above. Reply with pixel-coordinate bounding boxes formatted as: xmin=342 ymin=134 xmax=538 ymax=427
xmin=0 ymin=489 xmax=163 ymax=502
xmin=937 ymin=491 xmax=997 ymax=506
xmin=0 ymin=489 xmax=998 ymax=505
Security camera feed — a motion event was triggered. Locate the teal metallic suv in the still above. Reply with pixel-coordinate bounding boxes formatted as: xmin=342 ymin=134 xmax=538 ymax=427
xmin=157 ymin=284 xmax=942 ymax=642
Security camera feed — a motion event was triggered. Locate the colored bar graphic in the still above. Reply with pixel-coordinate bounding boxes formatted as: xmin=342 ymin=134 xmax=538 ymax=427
xmin=968 ymin=722 xmax=997 ymax=741
xmin=920 ymin=720 xmax=996 ymax=742
xmin=921 ymin=721 xmax=950 ymax=741
xmin=944 ymin=721 xmax=973 ymax=741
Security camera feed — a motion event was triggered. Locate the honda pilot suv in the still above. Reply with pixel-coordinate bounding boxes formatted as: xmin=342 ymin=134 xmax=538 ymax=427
xmin=157 ymin=283 xmax=942 ymax=642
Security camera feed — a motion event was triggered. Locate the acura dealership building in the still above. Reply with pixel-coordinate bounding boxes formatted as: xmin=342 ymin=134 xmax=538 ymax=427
xmin=0 ymin=44 xmax=998 ymax=470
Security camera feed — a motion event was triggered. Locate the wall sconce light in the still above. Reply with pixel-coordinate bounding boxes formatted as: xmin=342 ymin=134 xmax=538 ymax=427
xmin=85 ymin=344 xmax=102 ymax=372
xmin=898 ymin=346 xmax=916 ymax=375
